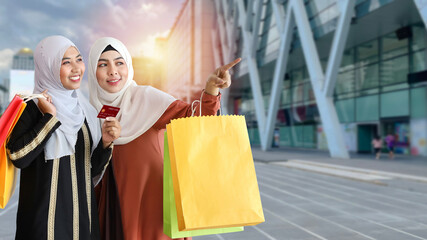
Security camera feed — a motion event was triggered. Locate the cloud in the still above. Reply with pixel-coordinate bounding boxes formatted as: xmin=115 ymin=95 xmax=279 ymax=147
xmin=0 ymin=0 xmax=186 ymax=80
xmin=43 ymin=0 xmax=64 ymax=8
xmin=137 ymin=2 xmax=168 ymax=19
xmin=129 ymin=30 xmax=170 ymax=58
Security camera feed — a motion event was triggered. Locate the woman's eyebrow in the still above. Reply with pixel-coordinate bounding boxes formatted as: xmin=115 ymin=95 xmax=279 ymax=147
xmin=62 ymin=54 xmax=82 ymax=61
xmin=98 ymin=57 xmax=124 ymax=62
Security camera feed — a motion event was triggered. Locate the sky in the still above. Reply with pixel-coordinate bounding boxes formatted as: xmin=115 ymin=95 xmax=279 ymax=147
xmin=0 ymin=0 xmax=186 ymax=83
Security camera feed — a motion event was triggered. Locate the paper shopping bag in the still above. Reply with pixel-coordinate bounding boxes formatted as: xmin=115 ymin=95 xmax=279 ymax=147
xmin=166 ymin=115 xmax=264 ymax=231
xmin=163 ymin=132 xmax=243 ymax=238
xmin=0 ymin=95 xmax=26 ymax=208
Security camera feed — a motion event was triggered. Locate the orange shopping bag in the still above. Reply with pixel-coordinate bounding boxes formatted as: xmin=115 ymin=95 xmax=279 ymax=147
xmin=0 ymin=95 xmax=27 ymax=208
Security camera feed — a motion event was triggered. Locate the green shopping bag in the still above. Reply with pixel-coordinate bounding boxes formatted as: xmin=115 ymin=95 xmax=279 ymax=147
xmin=163 ymin=132 xmax=243 ymax=238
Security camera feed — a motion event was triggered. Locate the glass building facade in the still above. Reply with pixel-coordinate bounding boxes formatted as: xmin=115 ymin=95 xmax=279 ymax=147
xmin=227 ymin=0 xmax=427 ymax=156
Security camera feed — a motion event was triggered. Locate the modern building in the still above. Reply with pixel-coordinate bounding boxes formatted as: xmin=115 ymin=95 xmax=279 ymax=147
xmin=8 ymin=48 xmax=35 ymax=101
xmin=0 ymin=79 xmax=8 ymax=113
xmin=12 ymin=48 xmax=34 ymax=70
xmin=0 ymin=48 xmax=34 ymax=112
xmin=166 ymin=0 xmax=427 ymax=157
xmin=165 ymin=0 xmax=217 ymax=103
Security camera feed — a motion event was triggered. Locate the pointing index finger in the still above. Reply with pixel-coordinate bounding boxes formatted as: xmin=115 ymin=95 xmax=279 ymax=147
xmin=222 ymin=58 xmax=241 ymax=71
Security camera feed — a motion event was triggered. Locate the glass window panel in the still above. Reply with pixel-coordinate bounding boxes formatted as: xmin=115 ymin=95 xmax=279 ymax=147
xmin=356 ymin=95 xmax=379 ymax=121
xmin=335 ymin=99 xmax=355 ymax=122
xmin=265 ymin=38 xmax=280 ymax=56
xmin=358 ymin=88 xmax=379 ymax=96
xmin=303 ymin=67 xmax=310 ymax=83
xmin=317 ymin=4 xmax=338 ymax=26
xmin=381 ymin=83 xmax=408 ymax=92
xmin=356 ymin=40 xmax=378 ymax=65
xmin=411 ymin=50 xmax=427 ymax=73
xmin=356 ymin=63 xmax=379 ymax=90
xmin=411 ymin=25 xmax=426 ymax=52
xmin=306 ymin=0 xmax=334 ymax=18
xmin=291 ymin=68 xmax=304 ymax=85
xmin=321 ymin=58 xmax=328 ymax=73
xmin=336 ymin=70 xmax=355 ymax=94
xmin=380 ymin=55 xmax=408 ymax=86
xmin=293 ymin=125 xmax=304 ymax=147
xmin=336 ymin=92 xmax=357 ymax=99
xmin=263 ymin=95 xmax=270 ymax=110
xmin=281 ymin=88 xmax=292 ymax=106
xmin=305 ymin=83 xmax=315 ymax=103
xmin=241 ymin=99 xmax=254 ymax=113
xmin=380 ymin=90 xmax=409 ymax=117
xmin=262 ymin=80 xmax=271 ymax=95
xmin=303 ymin=125 xmax=316 ymax=148
xmin=292 ymin=84 xmax=304 ymax=103
xmin=340 ymin=48 xmax=355 ymax=70
xmin=279 ymin=127 xmax=292 ymax=146
xmin=381 ymin=32 xmax=408 ymax=60
xmin=411 ymin=87 xmax=427 ymax=118
xmin=248 ymin=128 xmax=261 ymax=145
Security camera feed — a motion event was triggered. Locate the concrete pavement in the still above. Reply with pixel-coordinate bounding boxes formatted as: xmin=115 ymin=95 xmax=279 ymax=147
xmin=251 ymin=147 xmax=427 ymax=179
xmin=195 ymin=147 xmax=427 ymax=240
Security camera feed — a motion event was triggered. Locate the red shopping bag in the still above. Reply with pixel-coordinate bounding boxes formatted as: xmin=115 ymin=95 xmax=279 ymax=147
xmin=0 ymin=95 xmax=26 ymax=208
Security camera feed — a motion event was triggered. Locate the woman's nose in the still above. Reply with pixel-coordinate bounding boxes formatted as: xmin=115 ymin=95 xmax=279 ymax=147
xmin=108 ymin=66 xmax=118 ymax=75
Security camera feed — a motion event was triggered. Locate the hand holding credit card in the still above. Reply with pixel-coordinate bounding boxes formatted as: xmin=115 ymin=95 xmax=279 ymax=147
xmin=97 ymin=105 xmax=120 ymax=119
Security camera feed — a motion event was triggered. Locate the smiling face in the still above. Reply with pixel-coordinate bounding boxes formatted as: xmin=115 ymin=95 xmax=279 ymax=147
xmin=96 ymin=50 xmax=128 ymax=93
xmin=60 ymin=46 xmax=85 ymax=90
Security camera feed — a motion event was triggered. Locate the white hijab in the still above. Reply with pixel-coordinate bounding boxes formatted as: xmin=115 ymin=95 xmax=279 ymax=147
xmin=88 ymin=37 xmax=175 ymax=145
xmin=33 ymin=35 xmax=101 ymax=160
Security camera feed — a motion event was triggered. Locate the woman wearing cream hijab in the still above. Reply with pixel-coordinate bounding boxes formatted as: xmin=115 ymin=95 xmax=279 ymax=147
xmin=6 ymin=35 xmax=120 ymax=240
xmin=88 ymin=37 xmax=240 ymax=240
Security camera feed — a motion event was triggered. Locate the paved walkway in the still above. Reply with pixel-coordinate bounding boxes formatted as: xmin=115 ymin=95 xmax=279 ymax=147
xmin=252 ymin=147 xmax=427 ymax=178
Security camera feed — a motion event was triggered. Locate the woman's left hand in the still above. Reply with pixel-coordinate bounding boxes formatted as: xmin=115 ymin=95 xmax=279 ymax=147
xmin=102 ymin=117 xmax=121 ymax=148
xmin=205 ymin=58 xmax=241 ymax=96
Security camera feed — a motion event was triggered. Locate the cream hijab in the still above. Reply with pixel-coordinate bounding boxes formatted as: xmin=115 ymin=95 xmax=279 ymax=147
xmin=88 ymin=37 xmax=175 ymax=145
xmin=33 ymin=35 xmax=101 ymax=160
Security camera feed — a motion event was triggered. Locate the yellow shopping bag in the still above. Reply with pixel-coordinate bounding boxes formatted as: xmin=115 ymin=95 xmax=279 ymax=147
xmin=166 ymin=114 xmax=264 ymax=231
xmin=0 ymin=95 xmax=26 ymax=208
xmin=164 ymin=132 xmax=244 ymax=238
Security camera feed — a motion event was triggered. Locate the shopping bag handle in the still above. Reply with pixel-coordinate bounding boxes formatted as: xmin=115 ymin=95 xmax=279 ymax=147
xmin=191 ymin=90 xmax=222 ymax=117
xmin=18 ymin=93 xmax=47 ymax=103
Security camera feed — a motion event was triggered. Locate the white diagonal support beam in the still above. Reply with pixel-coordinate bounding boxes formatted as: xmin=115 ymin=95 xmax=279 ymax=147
xmin=237 ymin=0 xmax=266 ymax=133
xmin=272 ymin=0 xmax=285 ymax=33
xmin=324 ymin=0 xmax=356 ymax=96
xmin=291 ymin=0 xmax=350 ymax=158
xmin=250 ymin=0 xmax=263 ymax=57
xmin=262 ymin=1 xmax=295 ymax=150
xmin=244 ymin=0 xmax=254 ymax=31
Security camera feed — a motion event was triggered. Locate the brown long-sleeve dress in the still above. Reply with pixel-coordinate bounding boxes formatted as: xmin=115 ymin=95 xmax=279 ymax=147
xmin=96 ymin=92 xmax=220 ymax=240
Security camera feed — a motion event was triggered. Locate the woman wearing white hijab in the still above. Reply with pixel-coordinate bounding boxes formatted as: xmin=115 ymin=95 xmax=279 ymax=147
xmin=6 ymin=35 xmax=120 ymax=240
xmin=88 ymin=37 xmax=240 ymax=240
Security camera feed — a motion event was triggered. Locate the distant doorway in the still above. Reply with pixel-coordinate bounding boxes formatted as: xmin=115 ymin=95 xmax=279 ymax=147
xmin=357 ymin=124 xmax=378 ymax=153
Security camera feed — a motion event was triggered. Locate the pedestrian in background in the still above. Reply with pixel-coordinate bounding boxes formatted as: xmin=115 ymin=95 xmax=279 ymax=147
xmin=372 ymin=135 xmax=383 ymax=159
xmin=385 ymin=132 xmax=395 ymax=159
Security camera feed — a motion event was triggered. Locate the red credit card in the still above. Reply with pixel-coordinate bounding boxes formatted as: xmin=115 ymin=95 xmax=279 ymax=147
xmin=97 ymin=105 xmax=120 ymax=119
